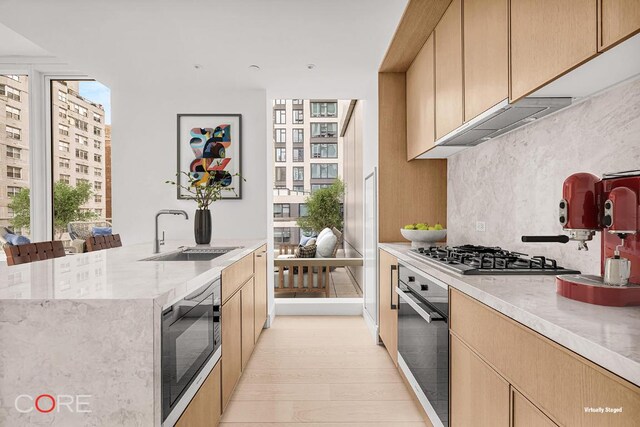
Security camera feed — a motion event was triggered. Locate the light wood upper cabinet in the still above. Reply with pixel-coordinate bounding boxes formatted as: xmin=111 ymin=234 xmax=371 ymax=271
xmin=463 ymin=0 xmax=508 ymax=121
xmin=512 ymin=388 xmax=558 ymax=427
xmin=378 ymin=249 xmax=398 ymax=365
xmin=254 ymin=245 xmax=268 ymax=342
xmin=450 ymin=334 xmax=510 ymax=427
xmin=221 ymin=289 xmax=242 ymax=410
xmin=176 ymin=361 xmax=222 ymax=427
xmin=406 ymin=33 xmax=435 ymax=160
xmin=599 ymin=0 xmax=640 ymax=50
xmin=241 ymin=278 xmax=255 ymax=370
xmin=510 ymin=0 xmax=598 ymax=101
xmin=435 ymin=0 xmax=464 ymax=139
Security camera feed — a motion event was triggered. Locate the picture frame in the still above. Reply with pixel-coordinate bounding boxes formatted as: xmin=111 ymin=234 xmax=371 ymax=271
xmin=176 ymin=113 xmax=242 ymax=200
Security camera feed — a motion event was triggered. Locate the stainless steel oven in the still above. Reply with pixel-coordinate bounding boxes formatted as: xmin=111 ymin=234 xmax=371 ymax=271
xmin=162 ymin=278 xmax=221 ymax=425
xmin=397 ymin=262 xmax=449 ymax=427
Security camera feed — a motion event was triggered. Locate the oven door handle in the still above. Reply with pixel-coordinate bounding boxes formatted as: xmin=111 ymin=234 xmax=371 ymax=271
xmin=396 ymin=287 xmax=445 ymax=323
xmin=390 ymin=264 xmax=398 ymax=310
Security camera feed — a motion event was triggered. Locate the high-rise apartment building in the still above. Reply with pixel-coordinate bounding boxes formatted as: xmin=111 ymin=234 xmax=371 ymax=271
xmin=0 ymin=76 xmax=107 ymax=233
xmin=0 ymin=74 xmax=30 ymax=231
xmin=272 ymin=99 xmax=346 ymax=244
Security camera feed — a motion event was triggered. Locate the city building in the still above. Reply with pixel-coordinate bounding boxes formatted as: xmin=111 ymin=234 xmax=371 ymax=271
xmin=105 ymin=124 xmax=112 ymax=221
xmin=272 ymin=99 xmax=347 ymax=244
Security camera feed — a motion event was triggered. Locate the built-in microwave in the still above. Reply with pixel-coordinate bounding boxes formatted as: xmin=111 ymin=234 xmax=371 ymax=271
xmin=162 ymin=278 xmax=221 ymax=425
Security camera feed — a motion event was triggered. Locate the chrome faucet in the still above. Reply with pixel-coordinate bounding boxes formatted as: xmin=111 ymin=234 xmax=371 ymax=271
xmin=154 ymin=209 xmax=189 ymax=253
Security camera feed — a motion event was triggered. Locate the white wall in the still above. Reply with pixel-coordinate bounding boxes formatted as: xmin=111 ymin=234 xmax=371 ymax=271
xmin=447 ymin=76 xmax=640 ymax=274
xmin=111 ymin=81 xmax=267 ymax=245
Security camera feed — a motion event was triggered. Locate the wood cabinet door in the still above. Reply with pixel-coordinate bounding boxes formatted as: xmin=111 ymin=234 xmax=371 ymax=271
xmin=600 ymin=0 xmax=640 ymax=50
xmin=221 ymin=253 xmax=254 ymax=304
xmin=241 ymin=278 xmax=255 ymax=370
xmin=463 ymin=0 xmax=508 ymax=121
xmin=221 ymin=290 xmax=242 ymax=410
xmin=406 ymin=33 xmax=435 ymax=160
xmin=378 ymin=249 xmax=398 ymax=365
xmin=510 ymin=0 xmax=598 ymax=101
xmin=253 ymin=246 xmax=268 ymax=342
xmin=450 ymin=334 xmax=510 ymax=427
xmin=512 ymin=388 xmax=558 ymax=427
xmin=435 ymin=0 xmax=464 ymax=139
xmin=176 ymin=361 xmax=222 ymax=427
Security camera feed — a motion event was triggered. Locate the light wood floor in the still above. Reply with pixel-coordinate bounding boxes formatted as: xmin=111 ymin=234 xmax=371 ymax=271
xmin=220 ymin=316 xmax=428 ymax=426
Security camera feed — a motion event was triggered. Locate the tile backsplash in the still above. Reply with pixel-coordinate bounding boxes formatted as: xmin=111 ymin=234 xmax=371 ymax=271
xmin=447 ymin=77 xmax=640 ymax=274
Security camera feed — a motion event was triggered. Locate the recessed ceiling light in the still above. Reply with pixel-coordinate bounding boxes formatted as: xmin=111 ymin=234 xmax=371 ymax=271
xmin=249 ymin=64 xmax=261 ymax=71
xmin=306 ymin=64 xmax=316 ymax=70
xmin=194 ymin=64 xmax=203 ymax=70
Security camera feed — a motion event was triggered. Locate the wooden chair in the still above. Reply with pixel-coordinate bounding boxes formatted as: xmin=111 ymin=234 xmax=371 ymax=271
xmin=274 ymin=258 xmax=363 ymax=298
xmin=4 ymin=240 xmax=65 ymax=266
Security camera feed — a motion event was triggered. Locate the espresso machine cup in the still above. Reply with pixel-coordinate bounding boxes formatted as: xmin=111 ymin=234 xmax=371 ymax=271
xmin=604 ymin=253 xmax=631 ymax=286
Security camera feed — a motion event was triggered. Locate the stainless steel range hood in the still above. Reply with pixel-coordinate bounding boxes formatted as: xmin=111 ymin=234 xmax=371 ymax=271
xmin=418 ymin=97 xmax=571 ymax=158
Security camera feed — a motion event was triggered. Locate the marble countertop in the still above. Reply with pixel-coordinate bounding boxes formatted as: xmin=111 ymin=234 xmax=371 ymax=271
xmin=0 ymin=239 xmax=266 ymax=308
xmin=380 ymin=242 xmax=640 ymax=387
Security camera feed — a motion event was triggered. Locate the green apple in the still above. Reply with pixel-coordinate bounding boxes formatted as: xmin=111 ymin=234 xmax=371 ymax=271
xmin=434 ymin=223 xmax=443 ymax=230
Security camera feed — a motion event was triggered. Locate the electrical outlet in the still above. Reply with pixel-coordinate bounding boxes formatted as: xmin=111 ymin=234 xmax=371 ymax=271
xmin=476 ymin=221 xmax=486 ymax=232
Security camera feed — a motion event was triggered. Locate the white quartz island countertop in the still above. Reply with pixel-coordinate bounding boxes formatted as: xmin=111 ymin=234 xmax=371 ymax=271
xmin=0 ymin=239 xmax=265 ymax=426
xmin=0 ymin=238 xmax=266 ymax=307
xmin=380 ymin=242 xmax=640 ymax=388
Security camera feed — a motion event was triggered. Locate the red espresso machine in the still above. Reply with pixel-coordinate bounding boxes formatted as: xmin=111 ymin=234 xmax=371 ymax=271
xmin=555 ymin=170 xmax=640 ymax=306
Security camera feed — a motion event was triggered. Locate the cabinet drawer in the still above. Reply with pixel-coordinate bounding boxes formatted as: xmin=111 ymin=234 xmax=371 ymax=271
xmin=221 ymin=252 xmax=254 ymax=303
xmin=450 ymin=289 xmax=640 ymax=426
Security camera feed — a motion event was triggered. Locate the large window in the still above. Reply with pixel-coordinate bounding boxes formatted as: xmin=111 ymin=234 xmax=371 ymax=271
xmin=0 ymin=84 xmax=21 ymax=101
xmin=273 ymin=203 xmax=290 ymax=218
xmin=311 ymin=143 xmax=338 ymax=158
xmin=293 ymin=109 xmax=304 ymax=124
xmin=311 ymin=122 xmax=337 ymax=138
xmin=311 ymin=102 xmax=337 ymax=118
xmin=311 ymin=163 xmax=338 ymax=179
xmin=299 ymin=203 xmax=309 ymax=217
xmin=293 ymin=148 xmax=304 ymax=162
xmin=275 ymin=128 xmax=286 ymax=143
xmin=6 ymin=146 xmax=21 ymax=160
xmin=7 ymin=166 xmax=22 ymax=179
xmin=274 ymin=109 xmax=286 ymax=124
xmin=6 ymin=125 xmax=21 ymax=140
xmin=274 ymin=227 xmax=292 ymax=244
xmin=275 ymin=147 xmax=286 ymax=162
xmin=293 ymin=167 xmax=304 ymax=181
xmin=6 ymin=106 xmax=21 ymax=120
xmin=292 ymin=128 xmax=304 ymax=143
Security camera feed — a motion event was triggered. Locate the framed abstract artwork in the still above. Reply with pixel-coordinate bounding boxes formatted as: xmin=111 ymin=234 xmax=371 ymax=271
xmin=176 ymin=113 xmax=242 ymax=200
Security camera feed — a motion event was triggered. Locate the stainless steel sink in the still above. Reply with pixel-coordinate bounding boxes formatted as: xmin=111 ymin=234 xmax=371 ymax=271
xmin=141 ymin=247 xmax=240 ymax=262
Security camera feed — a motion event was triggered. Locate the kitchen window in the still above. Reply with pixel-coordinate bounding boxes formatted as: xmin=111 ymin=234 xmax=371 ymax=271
xmin=6 ymin=125 xmax=21 ymax=140
xmin=293 ymin=167 xmax=304 ymax=181
xmin=273 ymin=203 xmax=290 ymax=218
xmin=6 ymin=105 xmax=20 ymax=120
xmin=59 ymin=174 xmax=70 ymax=184
xmin=293 ymin=148 xmax=304 ymax=162
xmin=311 ymin=122 xmax=337 ymax=138
xmin=59 ymin=124 xmax=69 ymax=136
xmin=274 ymin=109 xmax=286 ymax=124
xmin=293 ymin=109 xmax=304 ymax=124
xmin=7 ymin=186 xmax=22 ymax=198
xmin=59 ymin=141 xmax=70 ymax=152
xmin=6 ymin=146 xmax=21 ymax=160
xmin=76 ymin=164 xmax=89 ymax=174
xmin=275 ymin=128 xmax=286 ymax=143
xmin=311 ymin=163 xmax=338 ymax=179
xmin=275 ymin=148 xmax=286 ymax=162
xmin=311 ymin=102 xmax=337 ymax=118
xmin=292 ymin=129 xmax=304 ymax=144
xmin=94 ymin=154 xmax=102 ymax=162
xmin=59 ymin=158 xmax=70 ymax=169
xmin=76 ymin=135 xmax=89 ymax=146
xmin=275 ymin=167 xmax=286 ymax=182
xmin=7 ymin=166 xmax=22 ymax=179
xmin=76 ymin=149 xmax=89 ymax=160
xmin=312 ymin=143 xmax=338 ymax=158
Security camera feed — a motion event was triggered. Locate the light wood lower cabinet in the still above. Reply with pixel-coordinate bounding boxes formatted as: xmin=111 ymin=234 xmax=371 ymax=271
xmin=450 ymin=289 xmax=640 ymax=426
xmin=378 ymin=249 xmax=398 ymax=365
xmin=241 ymin=278 xmax=255 ymax=370
xmin=221 ymin=288 xmax=242 ymax=410
xmin=221 ymin=252 xmax=254 ymax=304
xmin=254 ymin=245 xmax=268 ymax=342
xmin=512 ymin=388 xmax=557 ymax=427
xmin=176 ymin=361 xmax=222 ymax=427
xmin=450 ymin=333 xmax=510 ymax=427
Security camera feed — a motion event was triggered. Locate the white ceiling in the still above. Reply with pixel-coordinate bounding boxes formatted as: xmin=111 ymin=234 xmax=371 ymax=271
xmin=0 ymin=0 xmax=407 ymax=97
